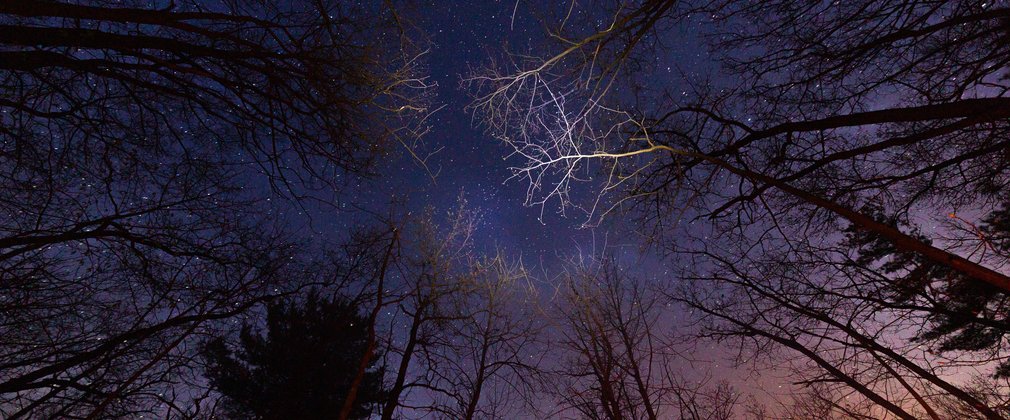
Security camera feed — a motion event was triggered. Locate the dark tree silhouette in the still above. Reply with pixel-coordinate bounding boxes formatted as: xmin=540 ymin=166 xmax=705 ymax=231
xmin=550 ymin=256 xmax=739 ymax=420
xmin=0 ymin=1 xmax=429 ymax=417
xmin=469 ymin=0 xmax=1010 ymax=416
xmin=846 ymin=201 xmax=1010 ymax=378
xmin=204 ymin=293 xmax=388 ymax=420
xmin=0 ymin=0 xmax=432 ymax=193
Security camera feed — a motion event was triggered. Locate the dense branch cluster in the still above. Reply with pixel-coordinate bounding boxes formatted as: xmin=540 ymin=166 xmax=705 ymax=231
xmin=469 ymin=0 xmax=1010 ymax=417
xmin=0 ymin=0 xmax=431 ymax=417
xmin=4 ymin=0 xmax=1010 ymax=418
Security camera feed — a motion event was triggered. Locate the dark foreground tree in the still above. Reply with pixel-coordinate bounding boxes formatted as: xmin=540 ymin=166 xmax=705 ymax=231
xmin=469 ymin=0 xmax=1010 ymax=416
xmin=204 ymin=293 xmax=388 ymax=420
xmin=0 ymin=1 xmax=430 ymax=417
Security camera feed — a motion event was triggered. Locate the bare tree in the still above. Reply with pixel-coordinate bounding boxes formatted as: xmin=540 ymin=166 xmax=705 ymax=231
xmin=469 ymin=0 xmax=1010 ymax=414
xmin=374 ymin=201 xmax=481 ymax=420
xmin=422 ymin=251 xmax=545 ymax=420
xmin=671 ymin=226 xmax=1010 ymax=419
xmin=548 ymin=254 xmax=738 ymax=420
xmin=0 ymin=0 xmax=432 ymax=417
xmin=344 ymin=199 xmax=550 ymax=420
xmin=0 ymin=0 xmax=433 ymax=194
xmin=340 ymin=227 xmax=399 ymax=420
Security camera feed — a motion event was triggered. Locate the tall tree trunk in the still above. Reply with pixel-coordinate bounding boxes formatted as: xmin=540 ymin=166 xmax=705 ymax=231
xmin=339 ymin=229 xmax=398 ymax=420
xmin=381 ymin=303 xmax=426 ymax=420
xmin=462 ymin=319 xmax=493 ymax=420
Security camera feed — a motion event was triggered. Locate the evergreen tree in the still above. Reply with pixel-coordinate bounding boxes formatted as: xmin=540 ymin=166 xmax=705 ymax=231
xmin=847 ymin=202 xmax=1010 ymax=377
xmin=204 ymin=293 xmax=387 ymax=419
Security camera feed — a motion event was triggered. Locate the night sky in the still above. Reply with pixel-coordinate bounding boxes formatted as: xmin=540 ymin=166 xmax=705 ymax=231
xmin=7 ymin=1 xmax=1009 ymax=417
xmin=382 ymin=1 xmax=577 ymax=258
xmin=281 ymin=0 xmax=765 ymax=399
xmin=350 ymin=1 xmax=707 ymax=267
xmin=384 ymin=3 xmax=765 ymax=395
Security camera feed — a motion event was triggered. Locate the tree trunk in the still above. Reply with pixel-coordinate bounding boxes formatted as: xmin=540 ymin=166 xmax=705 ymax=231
xmin=339 ymin=229 xmax=398 ymax=420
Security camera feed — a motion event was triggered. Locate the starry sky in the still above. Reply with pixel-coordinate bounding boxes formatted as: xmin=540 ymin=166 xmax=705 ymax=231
xmin=348 ymin=1 xmax=709 ymax=271
xmin=360 ymin=1 xmax=593 ymax=260
xmin=363 ymin=3 xmax=770 ymax=395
